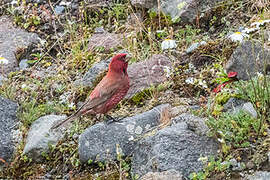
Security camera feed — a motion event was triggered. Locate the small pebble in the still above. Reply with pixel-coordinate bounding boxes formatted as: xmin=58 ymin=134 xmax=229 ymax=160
xmin=55 ymin=5 xmax=65 ymax=15
xmin=19 ymin=59 xmax=29 ymax=70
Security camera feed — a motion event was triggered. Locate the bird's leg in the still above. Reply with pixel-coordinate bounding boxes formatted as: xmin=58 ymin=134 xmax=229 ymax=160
xmin=104 ymin=114 xmax=121 ymax=124
xmin=116 ymin=116 xmax=127 ymax=121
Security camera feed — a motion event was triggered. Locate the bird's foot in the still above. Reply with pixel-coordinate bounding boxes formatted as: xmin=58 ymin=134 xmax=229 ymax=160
xmin=104 ymin=115 xmax=124 ymax=124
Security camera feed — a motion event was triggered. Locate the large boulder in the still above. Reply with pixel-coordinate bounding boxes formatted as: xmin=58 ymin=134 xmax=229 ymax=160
xmin=131 ymin=114 xmax=219 ymax=178
xmin=0 ymin=96 xmax=19 ymax=165
xmin=245 ymin=171 xmax=270 ymax=180
xmin=131 ymin=0 xmax=226 ymax=23
xmin=80 ymin=58 xmax=111 ymax=87
xmin=223 ymin=98 xmax=257 ymax=118
xmin=23 ymin=115 xmax=67 ymax=161
xmin=86 ymin=0 xmax=112 ymax=7
xmin=88 ymin=32 xmax=124 ymax=52
xmin=0 ymin=16 xmax=40 ymax=75
xmin=225 ymin=40 xmax=270 ymax=80
xmin=78 ymin=104 xmax=171 ymax=163
xmin=140 ymin=169 xmax=183 ymax=180
xmin=126 ymin=54 xmax=172 ymax=98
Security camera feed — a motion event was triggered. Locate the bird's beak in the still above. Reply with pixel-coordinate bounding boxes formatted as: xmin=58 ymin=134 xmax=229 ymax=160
xmin=125 ymin=54 xmax=132 ymax=63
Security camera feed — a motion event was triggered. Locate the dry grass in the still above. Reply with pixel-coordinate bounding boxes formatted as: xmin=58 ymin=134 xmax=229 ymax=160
xmin=248 ymin=0 xmax=270 ymax=11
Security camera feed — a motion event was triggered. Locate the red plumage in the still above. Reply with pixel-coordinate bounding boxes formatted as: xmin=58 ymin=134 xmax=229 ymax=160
xmin=51 ymin=53 xmax=130 ymax=129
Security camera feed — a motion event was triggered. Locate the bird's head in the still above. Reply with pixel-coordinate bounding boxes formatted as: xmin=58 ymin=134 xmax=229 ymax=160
xmin=108 ymin=53 xmax=130 ymax=75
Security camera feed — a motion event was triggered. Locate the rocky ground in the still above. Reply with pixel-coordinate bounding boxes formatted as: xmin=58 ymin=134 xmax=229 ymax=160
xmin=0 ymin=0 xmax=270 ymax=179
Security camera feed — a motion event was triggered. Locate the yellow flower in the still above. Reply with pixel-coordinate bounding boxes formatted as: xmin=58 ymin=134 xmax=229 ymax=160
xmin=228 ymin=32 xmax=249 ymax=42
xmin=0 ymin=57 xmax=9 ymax=64
xmin=251 ymin=19 xmax=270 ymax=28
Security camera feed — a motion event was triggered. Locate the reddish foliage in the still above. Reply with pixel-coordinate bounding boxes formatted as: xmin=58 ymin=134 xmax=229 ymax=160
xmin=228 ymin=71 xmax=238 ymax=78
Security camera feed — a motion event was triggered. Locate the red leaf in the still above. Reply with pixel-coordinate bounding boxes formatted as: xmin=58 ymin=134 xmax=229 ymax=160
xmin=0 ymin=157 xmax=8 ymax=166
xmin=213 ymin=81 xmax=230 ymax=93
xmin=228 ymin=71 xmax=238 ymax=78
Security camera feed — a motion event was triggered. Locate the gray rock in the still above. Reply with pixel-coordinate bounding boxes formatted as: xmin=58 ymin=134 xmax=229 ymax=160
xmin=94 ymin=27 xmax=106 ymax=34
xmin=0 ymin=16 xmax=40 ymax=75
xmin=85 ymin=0 xmax=112 ymax=7
xmin=225 ymin=40 xmax=270 ymax=80
xmin=78 ymin=104 xmax=171 ymax=163
xmin=32 ymin=0 xmax=45 ymax=4
xmin=159 ymin=0 xmax=197 ymax=22
xmin=0 ymin=74 xmax=7 ymax=86
xmin=229 ymin=158 xmax=238 ymax=167
xmin=81 ymin=58 xmax=111 ymax=87
xmin=140 ymin=169 xmax=183 ymax=180
xmin=127 ymin=13 xmax=143 ymax=26
xmin=223 ymin=98 xmax=246 ymax=112
xmin=131 ymin=0 xmax=157 ymax=9
xmin=245 ymin=171 xmax=270 ymax=180
xmin=126 ymin=54 xmax=172 ymax=98
xmin=88 ymin=32 xmax=124 ymax=52
xmin=54 ymin=5 xmax=65 ymax=15
xmin=223 ymin=98 xmax=257 ymax=118
xmin=242 ymin=102 xmax=257 ymax=118
xmin=0 ymin=96 xmax=19 ymax=164
xmin=131 ymin=120 xmax=219 ymax=177
xmin=23 ymin=115 xmax=67 ymax=161
xmin=173 ymin=113 xmax=209 ymax=136
xmin=19 ymin=59 xmax=29 ymax=70
xmin=229 ymin=158 xmax=244 ymax=171
xmin=131 ymin=0 xmax=226 ymax=24
xmin=268 ymin=151 xmax=270 ymax=164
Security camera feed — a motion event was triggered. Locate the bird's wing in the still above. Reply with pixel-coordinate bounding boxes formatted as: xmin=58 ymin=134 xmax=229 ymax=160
xmin=51 ymin=76 xmax=125 ymax=129
xmin=80 ymin=76 xmax=124 ymax=113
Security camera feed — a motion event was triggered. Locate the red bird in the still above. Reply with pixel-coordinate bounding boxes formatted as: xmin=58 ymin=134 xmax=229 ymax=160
xmin=52 ymin=53 xmax=130 ymax=129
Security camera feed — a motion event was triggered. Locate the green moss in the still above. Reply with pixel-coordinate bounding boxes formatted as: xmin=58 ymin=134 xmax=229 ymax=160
xmin=18 ymin=100 xmax=68 ymax=127
xmin=130 ymin=88 xmax=152 ymax=105
xmin=208 ymin=111 xmax=261 ymax=148
xmin=215 ymin=92 xmax=233 ymax=105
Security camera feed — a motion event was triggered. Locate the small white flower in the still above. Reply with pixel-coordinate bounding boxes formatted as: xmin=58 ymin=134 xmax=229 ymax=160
xmin=128 ymin=136 xmax=134 ymax=141
xmin=163 ymin=66 xmax=172 ymax=78
xmin=21 ymin=84 xmax=27 ymax=89
xmin=198 ymin=156 xmax=208 ymax=163
xmin=156 ymin=30 xmax=164 ymax=34
xmin=217 ymin=138 xmax=225 ymax=143
xmin=161 ymin=39 xmax=177 ymax=50
xmin=241 ymin=27 xmax=259 ymax=34
xmin=198 ymin=79 xmax=208 ymax=88
xmin=251 ymin=19 xmax=270 ymax=28
xmin=10 ymin=0 xmax=18 ymax=5
xmin=217 ymin=130 xmax=224 ymax=135
xmin=228 ymin=32 xmax=249 ymax=42
xmin=256 ymin=72 xmax=264 ymax=80
xmin=0 ymin=57 xmax=9 ymax=64
xmin=59 ymin=1 xmax=71 ymax=6
xmin=189 ymin=63 xmax=194 ymax=69
xmin=185 ymin=77 xmax=194 ymax=84
xmin=68 ymin=102 xmax=75 ymax=108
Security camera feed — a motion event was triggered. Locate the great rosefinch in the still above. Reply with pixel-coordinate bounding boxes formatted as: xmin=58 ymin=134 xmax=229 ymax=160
xmin=52 ymin=53 xmax=130 ymax=129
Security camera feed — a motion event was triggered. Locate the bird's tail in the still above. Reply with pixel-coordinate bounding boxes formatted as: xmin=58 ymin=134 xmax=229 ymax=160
xmin=51 ymin=111 xmax=81 ymax=129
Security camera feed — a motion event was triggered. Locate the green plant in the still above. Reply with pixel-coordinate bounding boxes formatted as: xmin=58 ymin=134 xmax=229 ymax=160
xmin=23 ymin=14 xmax=41 ymax=29
xmin=175 ymin=25 xmax=201 ymax=47
xmin=18 ymin=100 xmax=67 ymax=127
xmin=207 ymin=111 xmax=261 ymax=149
xmin=235 ymin=75 xmax=270 ymax=134
xmin=189 ymin=156 xmax=230 ymax=180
